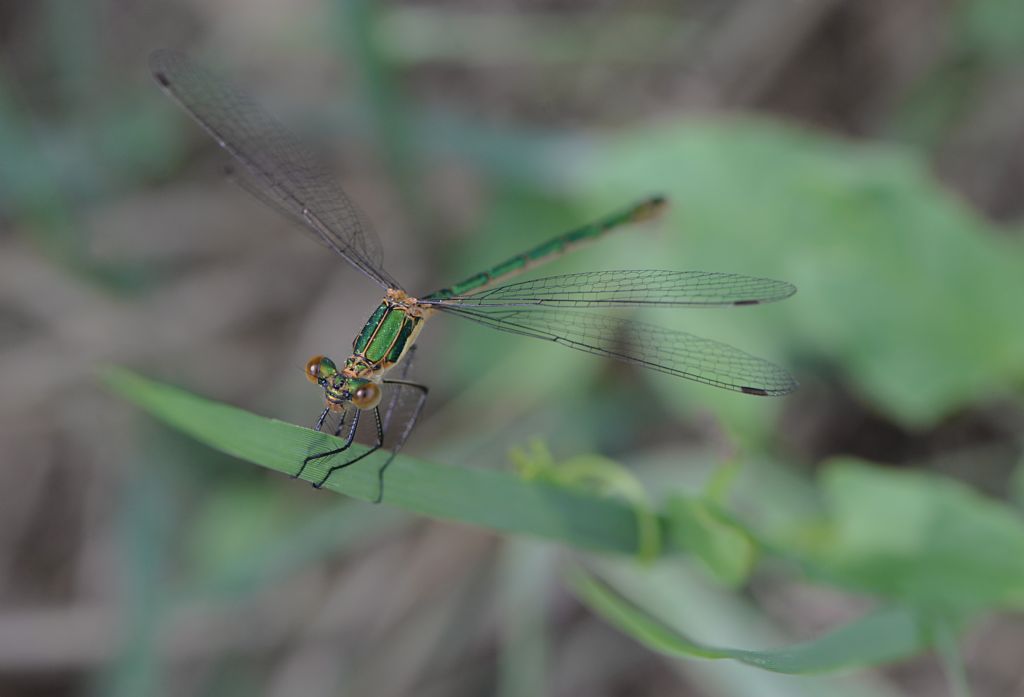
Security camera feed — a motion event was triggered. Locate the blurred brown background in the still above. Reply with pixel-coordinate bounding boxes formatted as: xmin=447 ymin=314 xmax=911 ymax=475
xmin=2 ymin=1 xmax=1024 ymax=695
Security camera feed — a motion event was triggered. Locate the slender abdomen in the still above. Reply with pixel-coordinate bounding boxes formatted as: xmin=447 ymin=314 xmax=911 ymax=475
xmin=423 ymin=196 xmax=666 ymax=301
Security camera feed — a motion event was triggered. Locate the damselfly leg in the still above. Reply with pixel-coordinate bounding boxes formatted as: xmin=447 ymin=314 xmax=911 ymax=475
xmin=312 ymin=407 xmax=384 ymax=490
xmin=294 ymin=406 xmax=357 ymax=480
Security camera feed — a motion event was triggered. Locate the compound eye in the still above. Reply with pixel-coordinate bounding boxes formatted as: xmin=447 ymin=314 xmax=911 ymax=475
xmin=306 ymin=355 xmax=337 ymax=383
xmin=305 ymin=355 xmax=326 ymax=383
xmin=351 ymin=382 xmax=381 ymax=410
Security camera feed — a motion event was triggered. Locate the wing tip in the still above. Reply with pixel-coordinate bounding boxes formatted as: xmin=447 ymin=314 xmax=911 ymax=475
xmin=148 ymin=48 xmax=182 ymax=86
xmin=741 ymin=376 xmax=799 ymax=397
xmin=735 ymin=279 xmax=797 ymax=306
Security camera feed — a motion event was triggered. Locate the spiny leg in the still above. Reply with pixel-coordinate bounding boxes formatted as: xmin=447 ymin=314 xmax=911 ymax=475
xmin=372 ymin=379 xmax=429 ymax=504
xmin=295 ymin=408 xmax=360 ymax=482
xmin=313 ymin=407 xmax=330 ymax=432
xmin=314 ymin=406 xmax=385 ymax=490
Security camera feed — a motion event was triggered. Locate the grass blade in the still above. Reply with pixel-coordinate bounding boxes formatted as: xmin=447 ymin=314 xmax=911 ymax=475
xmin=104 ymin=367 xmax=652 ymax=555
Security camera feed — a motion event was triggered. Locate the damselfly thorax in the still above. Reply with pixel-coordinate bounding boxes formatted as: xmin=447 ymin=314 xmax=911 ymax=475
xmin=305 ymin=289 xmax=432 ymax=412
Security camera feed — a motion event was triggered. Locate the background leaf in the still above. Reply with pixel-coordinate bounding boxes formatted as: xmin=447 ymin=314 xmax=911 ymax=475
xmin=789 ymin=458 xmax=1024 ymax=614
xmin=573 ymin=121 xmax=1024 ymax=428
xmin=665 ymin=495 xmax=756 ymax=586
xmin=570 ymin=567 xmax=927 ymax=674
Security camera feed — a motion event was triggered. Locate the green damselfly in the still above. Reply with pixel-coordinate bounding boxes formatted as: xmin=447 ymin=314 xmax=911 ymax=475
xmin=150 ymin=49 xmax=796 ymax=500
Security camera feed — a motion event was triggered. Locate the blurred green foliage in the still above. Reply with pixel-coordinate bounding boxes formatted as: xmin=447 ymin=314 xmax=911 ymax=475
xmin=570 ymin=458 xmax=1024 ymax=678
xmin=572 ymin=569 xmax=925 ymax=674
xmin=958 ymin=0 xmax=1024 ymax=62
xmin=666 ymin=495 xmax=755 ymax=587
xmin=110 ymin=368 xmax=1024 ymax=681
xmin=796 ymin=458 xmax=1024 ymax=615
xmin=580 ymin=121 xmax=1024 ymax=428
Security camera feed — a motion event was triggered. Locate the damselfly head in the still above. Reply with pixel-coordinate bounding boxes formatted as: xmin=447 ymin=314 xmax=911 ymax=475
xmin=310 ymin=356 xmax=381 ymax=411
xmin=320 ymin=377 xmax=381 ymax=412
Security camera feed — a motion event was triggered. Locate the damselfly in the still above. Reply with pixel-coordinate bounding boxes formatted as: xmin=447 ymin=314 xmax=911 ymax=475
xmin=150 ymin=49 xmax=796 ymax=501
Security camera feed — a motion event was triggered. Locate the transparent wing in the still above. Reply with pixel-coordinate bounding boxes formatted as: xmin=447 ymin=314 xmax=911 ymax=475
xmin=436 ymin=305 xmax=797 ymax=396
xmin=149 ymin=49 xmax=399 ymax=290
xmin=223 ymin=162 xmax=306 ymax=227
xmin=421 ymin=270 xmax=795 ymax=308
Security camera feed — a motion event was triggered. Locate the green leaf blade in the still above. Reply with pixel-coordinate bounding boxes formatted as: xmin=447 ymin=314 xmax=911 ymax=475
xmin=104 ymin=367 xmax=652 ymax=555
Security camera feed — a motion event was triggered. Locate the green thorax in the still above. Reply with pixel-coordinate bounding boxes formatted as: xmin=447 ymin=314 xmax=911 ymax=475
xmin=349 ymin=299 xmax=424 ymax=375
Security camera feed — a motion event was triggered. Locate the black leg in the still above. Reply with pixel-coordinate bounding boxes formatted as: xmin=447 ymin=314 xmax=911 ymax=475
xmin=294 ymin=408 xmax=360 ymax=481
xmin=314 ymin=406 xmax=385 ymax=489
xmin=313 ymin=407 xmax=330 ymax=432
xmin=293 ymin=407 xmax=332 ymax=479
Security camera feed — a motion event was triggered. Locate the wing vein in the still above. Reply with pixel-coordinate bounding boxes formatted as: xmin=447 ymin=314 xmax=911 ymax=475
xmin=150 ymin=49 xmax=400 ymax=290
xmin=421 ymin=270 xmax=795 ymax=309
xmin=433 ymin=304 xmax=796 ymax=396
